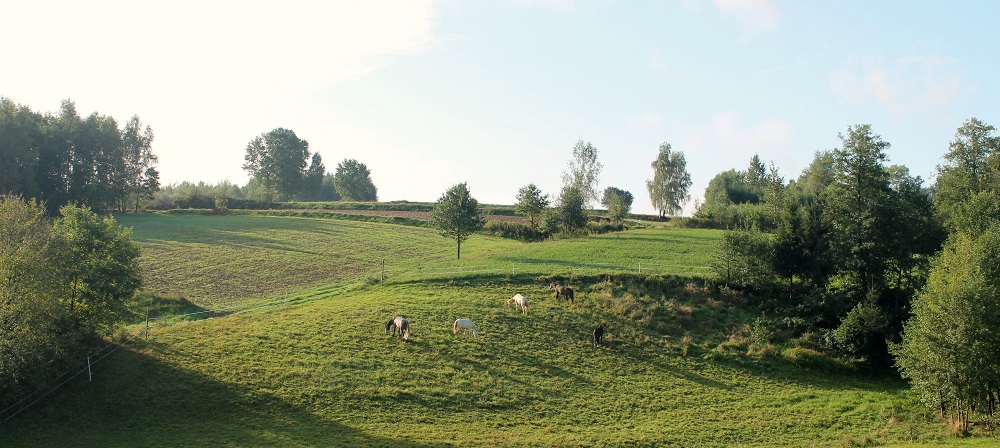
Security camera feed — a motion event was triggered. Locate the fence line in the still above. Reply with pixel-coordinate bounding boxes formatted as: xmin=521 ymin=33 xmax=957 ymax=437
xmin=1 ymin=257 xmax=710 ymax=423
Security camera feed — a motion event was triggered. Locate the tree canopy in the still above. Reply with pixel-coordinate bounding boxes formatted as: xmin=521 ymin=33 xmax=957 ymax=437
xmin=0 ymin=98 xmax=160 ymax=213
xmin=515 ymin=183 xmax=549 ymax=230
xmin=430 ymin=183 xmax=484 ymax=260
xmin=561 ymin=140 xmax=603 ymax=208
xmin=243 ymin=128 xmax=311 ymax=202
xmin=647 ymin=142 xmax=691 ymax=218
xmin=333 ymin=158 xmax=378 ymax=201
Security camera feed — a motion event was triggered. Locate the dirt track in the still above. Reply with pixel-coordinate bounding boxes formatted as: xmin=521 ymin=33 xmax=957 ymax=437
xmin=317 ymin=209 xmax=526 ymax=223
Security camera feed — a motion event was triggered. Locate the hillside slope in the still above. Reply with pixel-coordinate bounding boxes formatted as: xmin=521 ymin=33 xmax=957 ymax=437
xmin=3 ymin=277 xmax=944 ymax=447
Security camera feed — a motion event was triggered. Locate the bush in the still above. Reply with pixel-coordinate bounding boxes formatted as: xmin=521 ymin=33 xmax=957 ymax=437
xmin=781 ymin=347 xmax=852 ymax=373
xmin=482 ymin=221 xmax=547 ymax=241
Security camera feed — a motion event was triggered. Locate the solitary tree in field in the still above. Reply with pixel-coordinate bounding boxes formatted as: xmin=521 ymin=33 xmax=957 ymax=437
xmin=515 ymin=183 xmax=549 ymax=230
xmin=562 ymin=140 xmax=603 ymax=208
xmin=647 ymin=142 xmax=692 ymax=218
xmin=431 ymin=183 xmax=485 ymax=260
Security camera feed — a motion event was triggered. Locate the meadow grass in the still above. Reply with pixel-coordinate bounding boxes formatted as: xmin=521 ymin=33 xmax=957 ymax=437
xmin=4 ymin=213 xmax=986 ymax=446
xmin=116 ymin=213 xmax=719 ymax=311
xmin=2 ymin=277 xmax=956 ymax=447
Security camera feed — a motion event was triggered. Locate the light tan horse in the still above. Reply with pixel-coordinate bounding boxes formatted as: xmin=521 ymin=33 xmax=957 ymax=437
xmin=453 ymin=318 xmax=480 ymax=337
xmin=507 ymin=294 xmax=528 ymax=315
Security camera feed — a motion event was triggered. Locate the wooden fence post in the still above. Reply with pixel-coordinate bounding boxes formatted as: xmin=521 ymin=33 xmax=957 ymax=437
xmin=381 ymin=258 xmax=385 ymax=283
xmin=87 ymin=357 xmax=92 ymax=382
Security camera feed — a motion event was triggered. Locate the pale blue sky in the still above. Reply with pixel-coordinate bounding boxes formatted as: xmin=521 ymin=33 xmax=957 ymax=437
xmin=5 ymin=1 xmax=998 ymax=215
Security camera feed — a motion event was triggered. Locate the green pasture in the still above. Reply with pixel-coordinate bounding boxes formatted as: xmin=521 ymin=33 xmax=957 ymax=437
xmin=4 ymin=213 xmax=988 ymax=446
xmin=2 ymin=277 xmax=955 ymax=447
xmin=116 ymin=213 xmax=720 ymax=311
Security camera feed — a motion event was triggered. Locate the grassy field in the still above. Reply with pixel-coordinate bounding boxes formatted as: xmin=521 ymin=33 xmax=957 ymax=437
xmin=116 ymin=213 xmax=719 ymax=310
xmin=2 ymin=213 xmax=985 ymax=446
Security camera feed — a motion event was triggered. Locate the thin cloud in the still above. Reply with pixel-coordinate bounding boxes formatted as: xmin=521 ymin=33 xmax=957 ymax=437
xmin=829 ymin=55 xmax=966 ymax=120
xmin=714 ymin=0 xmax=782 ymax=33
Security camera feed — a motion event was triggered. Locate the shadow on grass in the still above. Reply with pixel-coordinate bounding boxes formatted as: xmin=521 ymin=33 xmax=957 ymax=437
xmin=1 ymin=344 xmax=440 ymax=448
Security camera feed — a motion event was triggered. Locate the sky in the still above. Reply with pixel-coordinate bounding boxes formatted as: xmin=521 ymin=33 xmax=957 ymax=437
xmin=5 ymin=0 xmax=999 ymax=215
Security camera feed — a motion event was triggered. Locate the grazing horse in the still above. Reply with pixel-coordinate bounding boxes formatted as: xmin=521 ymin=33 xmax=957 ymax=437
xmin=385 ymin=316 xmax=410 ymax=340
xmin=507 ymin=294 xmax=528 ymax=315
xmin=549 ymin=282 xmax=575 ymax=304
xmin=593 ymin=324 xmax=604 ymax=347
xmin=453 ymin=318 xmax=480 ymax=337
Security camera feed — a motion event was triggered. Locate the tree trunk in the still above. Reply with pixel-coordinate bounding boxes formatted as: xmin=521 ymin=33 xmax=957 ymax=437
xmin=457 ymin=237 xmax=461 ymax=260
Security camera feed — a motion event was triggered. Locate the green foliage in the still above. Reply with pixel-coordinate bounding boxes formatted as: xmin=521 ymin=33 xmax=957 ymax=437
xmin=647 ymin=142 xmax=692 ymax=218
xmin=242 ymin=128 xmax=311 ymax=202
xmin=561 ymin=140 xmax=603 ymax=208
xmin=934 ymin=117 xmax=1000 ymax=225
xmin=0 ymin=197 xmax=143 ymax=403
xmin=555 ymin=185 xmax=587 ymax=234
xmin=299 ymin=153 xmax=326 ymax=201
xmin=482 ymin=220 xmax=546 ymax=241
xmin=711 ymin=226 xmax=774 ymax=289
xmin=833 ymin=296 xmax=891 ymax=366
xmin=601 ymin=186 xmax=632 ymax=225
xmin=514 ymin=183 xmax=549 ymax=230
xmin=52 ymin=205 xmax=143 ymax=336
xmin=333 ymin=158 xmax=378 ymax=201
xmin=0 ymin=97 xmax=161 ymax=213
xmin=431 ymin=182 xmax=485 ymax=260
xmin=893 ymin=226 xmax=1000 ymax=430
xmin=824 ymin=124 xmax=894 ymax=298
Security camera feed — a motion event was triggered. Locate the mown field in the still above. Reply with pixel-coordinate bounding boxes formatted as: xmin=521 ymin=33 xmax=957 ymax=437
xmin=2 ymin=213 xmax=983 ymax=447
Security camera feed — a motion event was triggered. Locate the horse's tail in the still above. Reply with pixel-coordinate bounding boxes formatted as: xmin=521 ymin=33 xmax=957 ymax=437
xmin=453 ymin=319 xmax=458 ymax=335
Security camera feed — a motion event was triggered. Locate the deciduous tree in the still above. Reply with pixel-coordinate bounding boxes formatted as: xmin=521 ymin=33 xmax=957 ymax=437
xmin=515 ymin=183 xmax=549 ymax=230
xmin=243 ymin=128 xmax=310 ymax=202
xmin=431 ymin=183 xmax=484 ymax=260
xmin=561 ymin=140 xmax=603 ymax=208
xmin=333 ymin=158 xmax=378 ymax=201
xmin=647 ymin=142 xmax=692 ymax=218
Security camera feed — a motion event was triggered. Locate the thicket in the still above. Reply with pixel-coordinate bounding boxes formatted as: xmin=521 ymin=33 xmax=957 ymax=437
xmin=705 ymin=119 xmax=1000 ymax=429
xmin=0 ymin=196 xmax=143 ymax=404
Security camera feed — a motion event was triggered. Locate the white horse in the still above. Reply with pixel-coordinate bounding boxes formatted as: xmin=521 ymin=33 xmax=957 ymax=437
xmin=453 ymin=318 xmax=480 ymax=337
xmin=507 ymin=294 xmax=528 ymax=315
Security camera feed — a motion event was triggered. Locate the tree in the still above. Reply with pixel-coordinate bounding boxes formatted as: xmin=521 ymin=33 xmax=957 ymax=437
xmin=935 ymin=118 xmax=1000 ymax=225
xmin=647 ymin=142 xmax=692 ymax=218
xmin=243 ymin=128 xmax=310 ymax=202
xmin=602 ymin=187 xmax=633 ymax=225
xmin=333 ymin=159 xmax=378 ymax=201
xmin=51 ymin=205 xmax=143 ymax=336
xmin=514 ymin=183 xmax=549 ymax=230
xmin=601 ymin=187 xmax=634 ymax=209
xmin=0 ymin=98 xmax=41 ymax=198
xmin=119 ymin=115 xmax=157 ymax=212
xmin=431 ymin=183 xmax=484 ymax=260
xmin=0 ymin=196 xmax=62 ymax=400
xmin=824 ymin=124 xmax=894 ymax=296
xmin=555 ymin=185 xmax=588 ymax=234
xmin=301 ymin=153 xmax=326 ymax=201
xmin=892 ymin=227 xmax=1000 ymax=430
xmin=561 ymin=140 xmax=603 ymax=208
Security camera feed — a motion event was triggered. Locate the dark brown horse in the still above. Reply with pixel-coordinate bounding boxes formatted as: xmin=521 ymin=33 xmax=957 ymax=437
xmin=548 ymin=282 xmax=574 ymax=304
xmin=593 ymin=324 xmax=604 ymax=347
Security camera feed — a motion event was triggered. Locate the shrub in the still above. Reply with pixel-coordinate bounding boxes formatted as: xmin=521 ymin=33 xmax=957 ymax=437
xmin=482 ymin=220 xmax=547 ymax=241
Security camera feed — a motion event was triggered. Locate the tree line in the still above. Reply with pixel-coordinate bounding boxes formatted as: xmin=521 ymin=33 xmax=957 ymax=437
xmin=1 ymin=98 xmax=159 ymax=214
xmin=700 ymin=119 xmax=1000 ymax=430
xmin=431 ymin=139 xmax=694 ymax=257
